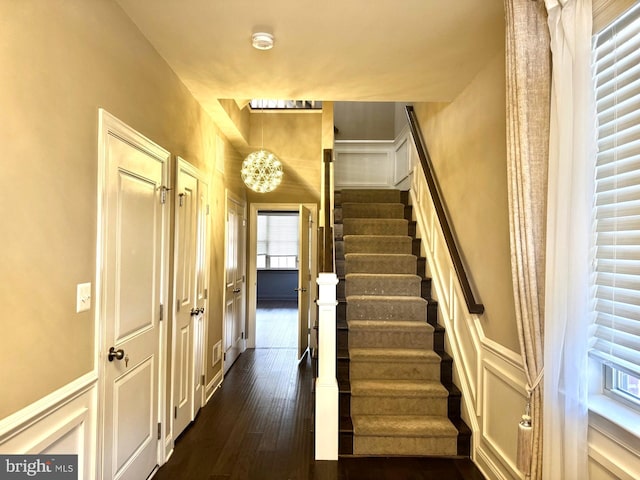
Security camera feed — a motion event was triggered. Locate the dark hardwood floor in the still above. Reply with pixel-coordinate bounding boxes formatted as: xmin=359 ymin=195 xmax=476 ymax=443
xmin=153 ymin=320 xmax=485 ymax=479
xmin=255 ymin=300 xmax=298 ymax=349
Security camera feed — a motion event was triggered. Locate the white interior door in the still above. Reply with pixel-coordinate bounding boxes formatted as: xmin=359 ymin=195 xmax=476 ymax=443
xmin=297 ymin=205 xmax=311 ymax=360
xmin=224 ymin=195 xmax=246 ymax=373
xmin=193 ymin=180 xmax=210 ymax=415
xmin=100 ymin=111 xmax=168 ymax=480
xmin=172 ymin=160 xmax=199 ymax=439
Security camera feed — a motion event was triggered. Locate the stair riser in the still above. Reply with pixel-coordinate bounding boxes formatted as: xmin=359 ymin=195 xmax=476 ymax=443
xmin=344 ymin=237 xmax=413 ymax=255
xmin=345 ymin=256 xmax=416 ymax=275
xmin=353 ymin=436 xmax=457 ymax=457
xmin=340 ymin=392 xmax=351 ymax=417
xmin=343 ymin=219 xmax=408 ymax=236
xmin=352 ymin=397 xmax=448 ymax=416
xmin=341 ymin=190 xmax=403 ymax=204
xmin=350 ymin=361 xmax=440 ymax=381
xmin=349 ymin=330 xmax=433 ymax=350
xmin=342 ymin=203 xmax=405 ymax=219
xmin=346 ymin=277 xmax=421 ymax=297
xmin=338 ymin=359 xmax=350 ymax=382
xmin=347 ymin=301 xmax=426 ymax=322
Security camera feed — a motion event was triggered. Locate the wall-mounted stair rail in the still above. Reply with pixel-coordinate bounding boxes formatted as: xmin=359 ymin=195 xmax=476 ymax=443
xmin=405 ymin=106 xmax=484 ymax=315
xmin=315 ymin=148 xmax=339 ymax=460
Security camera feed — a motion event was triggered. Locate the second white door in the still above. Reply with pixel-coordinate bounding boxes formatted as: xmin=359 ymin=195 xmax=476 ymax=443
xmin=224 ymin=194 xmax=246 ymax=372
xmin=172 ymin=158 xmax=209 ymax=439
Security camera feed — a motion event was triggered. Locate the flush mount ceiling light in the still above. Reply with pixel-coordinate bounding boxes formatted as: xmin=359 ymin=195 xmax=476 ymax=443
xmin=252 ymin=32 xmax=274 ymax=50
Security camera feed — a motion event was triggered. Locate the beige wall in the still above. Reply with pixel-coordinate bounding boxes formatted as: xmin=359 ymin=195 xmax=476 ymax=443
xmin=0 ymin=0 xmax=243 ymax=419
xmin=413 ymin=49 xmax=519 ymax=353
xmin=246 ymin=112 xmax=322 ymax=205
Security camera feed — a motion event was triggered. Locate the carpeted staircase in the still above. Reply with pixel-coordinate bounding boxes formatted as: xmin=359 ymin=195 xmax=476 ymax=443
xmin=334 ymin=189 xmax=470 ymax=457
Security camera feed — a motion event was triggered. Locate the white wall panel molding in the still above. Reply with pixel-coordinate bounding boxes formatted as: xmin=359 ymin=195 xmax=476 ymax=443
xmin=479 ymin=359 xmax=527 ymax=480
xmin=588 ymin=402 xmax=640 ymax=480
xmin=393 ymin=126 xmax=412 ymax=188
xmin=335 ymin=141 xmax=395 ymax=189
xmin=0 ymin=373 xmax=98 ymax=480
xmin=409 ymin=160 xmax=528 ymax=480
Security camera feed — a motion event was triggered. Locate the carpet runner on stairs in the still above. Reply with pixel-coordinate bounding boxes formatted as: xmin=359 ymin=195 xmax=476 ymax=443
xmin=340 ymin=189 xmax=458 ymax=456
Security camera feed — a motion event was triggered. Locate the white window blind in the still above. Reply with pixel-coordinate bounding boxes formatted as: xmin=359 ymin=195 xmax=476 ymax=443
xmin=591 ymin=1 xmax=640 ymax=378
xmin=257 ymin=212 xmax=298 ymax=269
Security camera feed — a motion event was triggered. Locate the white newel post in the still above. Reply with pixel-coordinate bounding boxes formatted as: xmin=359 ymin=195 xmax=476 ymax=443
xmin=315 ymin=272 xmax=339 ymax=460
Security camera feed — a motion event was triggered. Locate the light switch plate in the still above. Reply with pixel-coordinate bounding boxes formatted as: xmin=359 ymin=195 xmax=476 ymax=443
xmin=77 ymin=282 xmax=91 ymax=313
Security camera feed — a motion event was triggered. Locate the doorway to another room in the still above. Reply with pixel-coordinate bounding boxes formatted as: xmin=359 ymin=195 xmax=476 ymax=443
xmin=248 ymin=204 xmax=317 ymax=359
xmin=255 ymin=211 xmax=299 ymax=349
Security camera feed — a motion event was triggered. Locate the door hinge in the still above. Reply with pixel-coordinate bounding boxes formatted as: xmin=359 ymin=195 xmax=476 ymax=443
xmin=157 ymin=423 xmax=162 ymax=440
xmin=242 ymin=275 xmax=245 ymax=283
xmin=159 ymin=186 xmax=171 ymax=204
xmin=201 ymin=374 xmax=205 ymax=386
xmin=176 ymin=299 xmax=181 ymax=312
xmin=241 ymin=331 xmax=244 ymax=340
xmin=206 ymin=204 xmax=210 ymax=215
xmin=223 ymin=352 xmax=226 ymax=361
xmin=178 ymin=192 xmax=185 ymax=207
xmin=204 ymin=288 xmax=208 ymax=300
xmin=174 ymin=406 xmax=177 ymax=419
xmin=159 ymin=304 xmax=164 ymax=321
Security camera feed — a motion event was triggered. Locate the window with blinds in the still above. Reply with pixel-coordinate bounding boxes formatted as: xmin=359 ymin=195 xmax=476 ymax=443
xmin=591 ymin=1 xmax=640 ymax=406
xmin=257 ymin=212 xmax=299 ymax=269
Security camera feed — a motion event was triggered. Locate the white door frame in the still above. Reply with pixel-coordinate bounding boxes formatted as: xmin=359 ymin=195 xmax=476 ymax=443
xmin=169 ymin=157 xmax=209 ymax=448
xmin=246 ymin=203 xmax=318 ymax=349
xmin=222 ymin=190 xmax=247 ymax=372
xmin=95 ymin=109 xmax=170 ymax=476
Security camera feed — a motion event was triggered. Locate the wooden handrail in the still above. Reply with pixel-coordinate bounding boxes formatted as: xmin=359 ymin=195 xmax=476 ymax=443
xmin=321 ymin=149 xmax=335 ymax=273
xmin=405 ymin=106 xmax=484 ymax=314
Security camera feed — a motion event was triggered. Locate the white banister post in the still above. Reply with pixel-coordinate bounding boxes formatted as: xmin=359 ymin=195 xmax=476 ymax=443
xmin=315 ymin=272 xmax=339 ymax=460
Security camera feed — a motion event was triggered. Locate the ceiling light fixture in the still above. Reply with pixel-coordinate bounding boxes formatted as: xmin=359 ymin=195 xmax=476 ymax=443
xmin=241 ymin=109 xmax=283 ymax=193
xmin=252 ymin=32 xmax=274 ymax=50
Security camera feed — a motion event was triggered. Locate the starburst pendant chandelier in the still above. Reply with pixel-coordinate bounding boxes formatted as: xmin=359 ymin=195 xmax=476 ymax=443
xmin=242 ymin=106 xmax=283 ymax=193
xmin=241 ymin=149 xmax=283 ymax=193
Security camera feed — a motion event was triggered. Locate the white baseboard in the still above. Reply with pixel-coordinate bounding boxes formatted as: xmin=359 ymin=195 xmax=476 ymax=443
xmin=205 ymin=370 xmax=223 ymax=403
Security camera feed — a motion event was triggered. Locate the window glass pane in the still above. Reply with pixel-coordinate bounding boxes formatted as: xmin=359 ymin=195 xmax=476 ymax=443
xmin=614 ymin=369 xmax=640 ymax=402
xmin=257 ymin=212 xmax=298 ymax=269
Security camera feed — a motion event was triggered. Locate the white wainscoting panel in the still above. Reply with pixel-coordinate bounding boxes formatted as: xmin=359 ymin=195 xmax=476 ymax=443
xmin=0 ymin=373 xmax=98 ymax=480
xmin=334 ymin=141 xmax=395 ymax=189
xmin=480 ymin=357 xmax=527 ymax=479
xmin=393 ymin=127 xmax=411 ymax=188
xmin=409 ymin=152 xmax=527 ymax=480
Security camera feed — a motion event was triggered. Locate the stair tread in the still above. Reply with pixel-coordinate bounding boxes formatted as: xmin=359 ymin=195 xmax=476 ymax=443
xmin=346 ymin=273 xmax=421 ymax=280
xmin=352 ymin=415 xmax=458 ymax=437
xmin=350 ymin=348 xmax=441 ymax=362
xmin=345 ymin=253 xmax=415 ymax=258
xmin=351 ymin=379 xmax=448 ymax=397
xmin=348 ymin=319 xmax=434 ymax=332
xmin=347 ymin=294 xmax=426 ymax=303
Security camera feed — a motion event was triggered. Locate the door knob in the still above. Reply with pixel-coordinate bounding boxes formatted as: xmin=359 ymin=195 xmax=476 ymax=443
xmin=108 ymin=347 xmax=125 ymax=362
xmin=190 ymin=307 xmax=198 ymax=316
xmin=233 ymin=288 xmax=241 ymax=294
xmin=294 ymin=287 xmax=307 ymax=293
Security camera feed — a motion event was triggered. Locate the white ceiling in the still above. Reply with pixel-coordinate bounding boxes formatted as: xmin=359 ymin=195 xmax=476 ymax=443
xmin=115 ymin=0 xmax=504 ymax=108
